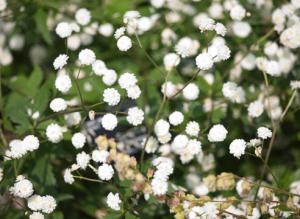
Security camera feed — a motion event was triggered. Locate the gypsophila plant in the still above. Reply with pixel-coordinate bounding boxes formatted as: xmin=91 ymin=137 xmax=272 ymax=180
xmin=1 ymin=0 xmax=300 ymax=218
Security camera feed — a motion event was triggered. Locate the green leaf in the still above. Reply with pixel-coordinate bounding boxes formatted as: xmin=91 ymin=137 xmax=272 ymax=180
xmin=125 ymin=212 xmax=138 ymax=219
xmin=102 ymin=212 xmax=123 ymax=219
xmin=28 ymin=66 xmax=43 ymax=95
xmin=32 ymin=85 xmax=50 ymax=114
xmin=35 ymin=9 xmax=52 ymax=45
xmin=51 ymin=211 xmax=64 ymax=219
xmin=5 ymin=93 xmax=31 ymax=134
xmin=211 ymin=107 xmax=226 ymax=123
xmin=31 ymin=155 xmax=57 ymax=191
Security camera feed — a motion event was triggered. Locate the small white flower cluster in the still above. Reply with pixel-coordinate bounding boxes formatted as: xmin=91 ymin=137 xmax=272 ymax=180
xmin=247 ymin=100 xmax=264 ymax=118
xmin=207 ymin=124 xmax=228 ymax=142
xmin=154 ymin=119 xmax=171 ymax=144
xmin=188 ymin=202 xmax=219 ymax=219
xmin=5 ymin=135 xmax=39 ymax=159
xmin=196 ymin=14 xmax=227 ymax=36
xmin=46 ymin=123 xmax=64 ymax=143
xmin=222 ymin=81 xmax=245 ymax=103
xmin=118 ymin=72 xmax=141 ymax=100
xmin=106 ymin=192 xmax=122 ymax=211
xmin=229 ymin=139 xmax=247 ymax=159
xmin=171 ymin=134 xmax=202 ymax=164
xmin=63 ymin=164 xmax=80 ymax=184
xmin=160 ymin=81 xmax=200 ymax=100
xmin=151 ymin=157 xmax=174 ymax=196
xmin=10 ymin=175 xmax=56 ymax=217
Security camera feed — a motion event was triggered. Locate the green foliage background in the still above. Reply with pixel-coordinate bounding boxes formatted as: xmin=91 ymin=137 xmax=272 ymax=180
xmin=0 ymin=0 xmax=300 ymax=218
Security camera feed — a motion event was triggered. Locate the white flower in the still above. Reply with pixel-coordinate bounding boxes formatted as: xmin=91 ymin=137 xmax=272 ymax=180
xmin=76 ymin=151 xmax=90 ymax=170
xmin=118 ymin=72 xmax=137 ymax=89
xmin=151 ymin=178 xmax=168 ymax=195
xmin=117 ymin=36 xmax=132 ymax=51
xmin=28 ymin=195 xmax=43 ymax=211
xmin=214 ymin=23 xmax=227 ymax=36
xmin=55 ymin=22 xmax=72 ymax=38
xmin=265 ymin=60 xmax=281 ymax=76
xmin=46 ymin=123 xmax=63 ymax=143
xmin=29 ymin=212 xmax=44 ymax=219
xmin=114 ymin=27 xmax=126 ymax=39
xmin=161 ymin=81 xmax=177 ymax=98
xmin=53 ymin=54 xmax=69 ymax=70
xmin=272 ymin=9 xmax=285 ymax=25
xmin=163 ymin=53 xmax=180 ymax=71
xmin=98 ymin=164 xmax=114 ymax=181
xmin=208 ymin=43 xmax=231 ymax=62
xmin=40 ymin=195 xmax=57 ymax=214
xmin=222 ymin=81 xmax=245 ymax=103
xmin=185 ymin=121 xmax=200 ymax=137
xmin=92 ymin=150 xmax=109 ymax=163
xmin=0 ymin=0 xmax=7 ymax=11
xmin=102 ymin=69 xmax=118 ymax=86
xmin=103 ymin=88 xmax=121 ymax=106
xmin=183 ymin=83 xmax=199 ymax=100
xmin=154 ymin=119 xmax=170 ymax=137
xmin=106 ymin=192 xmax=121 ymax=211
xmin=143 ymin=136 xmax=159 ymax=153
xmin=230 ymin=5 xmax=246 ymax=21
xmin=6 ymin=139 xmax=26 ymax=159
xmin=50 ymin=98 xmax=67 ymax=112
xmin=248 ymin=100 xmax=264 ymax=118
xmin=10 ymin=176 xmax=34 ymax=198
xmin=75 ymin=8 xmax=91 ymax=26
xmin=71 ymin=132 xmax=86 ymax=149
xmin=65 ymin=112 xmax=81 ymax=127
xmin=127 ymin=107 xmax=144 ymax=126
xmin=229 ymin=139 xmax=247 ymax=159
xmin=175 ymin=37 xmax=199 ymax=58
xmin=98 ymin=23 xmax=114 ymax=37
xmin=232 ymin=21 xmax=252 ymax=38
xmin=291 ymin=80 xmax=300 ymax=90
xmin=23 ymin=135 xmax=39 ymax=152
xmin=101 ymin=113 xmax=118 ymax=131
xmin=169 ymin=111 xmax=184 ymax=126
xmin=187 ymin=139 xmax=202 ymax=155
xmin=126 ymin=85 xmax=141 ymax=99
xmin=55 ymin=74 xmax=72 ymax=93
xmin=158 ymin=132 xmax=171 ymax=144
xmin=257 ymin=127 xmax=272 ymax=139
xmin=198 ymin=17 xmax=215 ymax=32
xmin=172 ymin=134 xmax=189 ymax=154
xmin=280 ymin=24 xmax=300 ymax=49
xmin=92 ymin=60 xmax=106 ymax=76
xmin=150 ymin=0 xmax=165 ymax=8
xmin=64 ymin=168 xmax=74 ymax=184
xmin=67 ymin=35 xmax=81 ymax=51
xmin=208 ymin=124 xmax=228 ymax=142
xmin=195 ymin=52 xmax=214 ymax=70
xmin=78 ymin=49 xmax=96 ymax=65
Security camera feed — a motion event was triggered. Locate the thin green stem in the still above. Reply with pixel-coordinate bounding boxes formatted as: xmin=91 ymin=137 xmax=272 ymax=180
xmin=73 ymin=175 xmax=102 ymax=183
xmin=72 ymin=66 xmax=88 ymax=115
xmin=36 ymin=102 xmax=104 ymax=125
xmin=280 ymin=90 xmax=297 ymax=121
xmin=140 ymin=70 xmax=171 ymax=167
xmin=169 ymin=69 xmax=201 ymax=99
